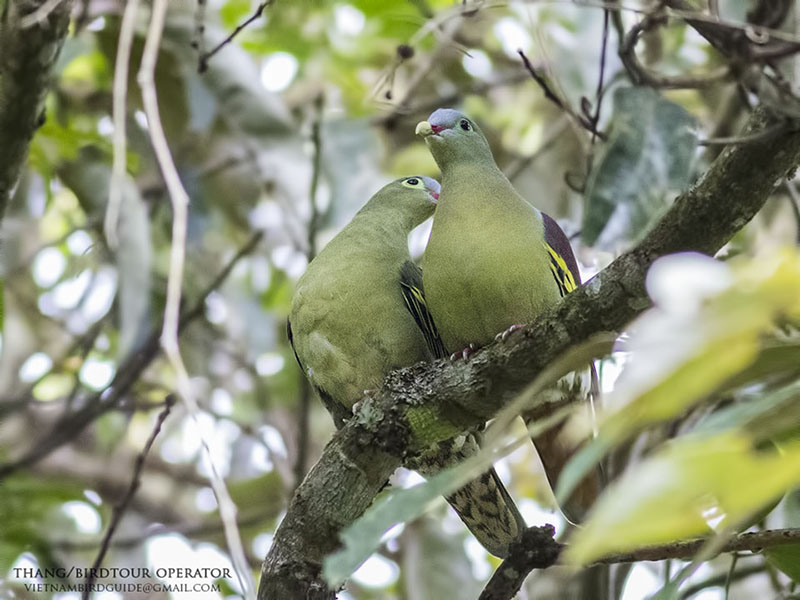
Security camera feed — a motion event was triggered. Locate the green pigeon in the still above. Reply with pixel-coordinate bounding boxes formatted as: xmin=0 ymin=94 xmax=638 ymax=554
xmin=416 ymin=109 xmax=602 ymax=524
xmin=288 ymin=176 xmax=526 ymax=557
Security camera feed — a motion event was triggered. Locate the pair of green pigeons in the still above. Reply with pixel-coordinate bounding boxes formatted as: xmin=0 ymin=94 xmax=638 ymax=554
xmin=288 ymin=108 xmax=600 ymax=557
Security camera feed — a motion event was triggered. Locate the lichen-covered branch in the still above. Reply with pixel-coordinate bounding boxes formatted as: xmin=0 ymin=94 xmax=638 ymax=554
xmin=0 ymin=0 xmax=73 ymax=220
xmin=258 ymin=106 xmax=800 ymax=599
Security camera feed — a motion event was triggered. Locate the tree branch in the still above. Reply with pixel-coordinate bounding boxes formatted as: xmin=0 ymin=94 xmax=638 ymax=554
xmin=479 ymin=527 xmax=800 ymax=600
xmin=197 ymin=0 xmax=273 ymax=73
xmin=258 ymin=105 xmax=800 ymax=599
xmin=83 ymin=396 xmax=175 ymax=598
xmin=0 ymin=0 xmax=73 ymax=221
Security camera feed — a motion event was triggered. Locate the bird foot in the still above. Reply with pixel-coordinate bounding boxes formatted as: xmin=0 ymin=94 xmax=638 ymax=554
xmin=450 ymin=343 xmax=479 ymax=362
xmin=495 ymin=323 xmax=524 ymax=342
xmin=352 ymin=392 xmax=372 ymax=416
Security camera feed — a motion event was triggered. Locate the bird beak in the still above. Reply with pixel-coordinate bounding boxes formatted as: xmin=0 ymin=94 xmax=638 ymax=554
xmin=415 ymin=121 xmax=433 ymax=137
xmin=431 ymin=192 xmax=439 ymax=201
xmin=416 ymin=121 xmax=445 ymax=138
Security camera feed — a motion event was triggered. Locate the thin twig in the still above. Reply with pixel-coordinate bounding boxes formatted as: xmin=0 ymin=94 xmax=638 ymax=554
xmin=138 ymin=0 xmax=253 ymax=594
xmin=198 ymin=1 xmax=273 ymax=73
xmin=82 ymin=396 xmax=175 ymax=599
xmin=54 ymin=508 xmax=276 ymax=552
xmin=103 ymin=0 xmax=140 ymax=249
xmin=74 ymin=0 xmax=91 ymax=32
xmin=680 ymin=562 xmax=765 ymax=599
xmin=725 ymin=552 xmax=738 ymax=599
xmin=618 ymin=6 xmax=733 ymax=89
xmin=784 ymin=180 xmax=800 ymax=244
xmin=697 ymin=120 xmax=793 ymax=145
xmin=518 ymin=50 xmax=567 ymax=111
xmin=589 ymin=9 xmax=611 ymax=145
xmin=518 ymin=50 xmax=606 ymax=139
xmin=306 ymin=95 xmax=324 ymax=260
xmin=192 ymin=0 xmax=207 ymax=57
xmin=479 ymin=527 xmax=800 ymax=600
xmin=292 ymin=95 xmax=325 ymax=490
xmin=372 ymin=73 xmax=529 ymax=128
xmin=376 ymin=13 xmax=465 ymax=128
xmin=19 ymin=0 xmax=66 ymax=28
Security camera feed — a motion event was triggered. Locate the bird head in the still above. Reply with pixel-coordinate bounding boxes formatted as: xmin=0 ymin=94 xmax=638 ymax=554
xmin=401 ymin=175 xmax=440 ymax=202
xmin=415 ymin=108 xmax=493 ymax=168
xmin=358 ymin=176 xmax=439 ymax=225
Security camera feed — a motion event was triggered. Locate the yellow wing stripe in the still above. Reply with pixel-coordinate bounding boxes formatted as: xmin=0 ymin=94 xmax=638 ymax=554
xmin=400 ymin=281 xmax=446 ymax=358
xmin=544 ymin=243 xmax=577 ymax=295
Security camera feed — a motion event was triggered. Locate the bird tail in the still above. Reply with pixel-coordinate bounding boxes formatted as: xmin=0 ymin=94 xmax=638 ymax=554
xmin=408 ymin=433 xmax=526 ymax=558
xmin=523 ymin=365 xmax=604 ymax=524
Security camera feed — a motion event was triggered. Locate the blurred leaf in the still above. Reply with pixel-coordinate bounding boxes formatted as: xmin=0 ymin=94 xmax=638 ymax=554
xmin=583 ymin=86 xmax=697 ymax=247
xmin=30 ymin=119 xmax=115 ymax=174
xmin=0 ymin=476 xmax=84 ymax=573
xmin=766 ymin=489 xmax=800 ymax=581
xmin=765 ymin=544 xmax=800 ymax=582
xmin=692 ymin=379 xmax=800 ymax=443
xmin=565 ymin=433 xmax=800 ymax=565
xmin=261 ymin=268 xmax=293 ymax=315
xmin=115 ymin=176 xmax=152 ymax=359
xmin=321 ymin=118 xmax=387 ymax=230
xmin=227 ymin=471 xmax=284 ymax=510
xmin=720 ymin=340 xmax=800 ymax=392
xmin=322 ymin=461 xmax=469 ymax=587
xmin=202 ymin=471 xmax=285 ymax=552
xmin=558 ymin=250 xmax=800 ymax=503
xmin=32 ymin=373 xmax=74 ymax=401
xmin=400 ymin=515 xmax=480 ymax=600
xmin=219 ymin=0 xmax=252 ymax=28
xmin=649 ymin=580 xmax=681 ymax=600
xmin=95 ymin=20 xmax=189 ymax=142
xmin=323 ymin=396 xmax=572 ymax=586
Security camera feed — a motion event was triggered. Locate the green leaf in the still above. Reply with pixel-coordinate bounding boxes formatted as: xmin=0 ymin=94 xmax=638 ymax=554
xmin=765 ymin=489 xmax=800 ymax=581
xmin=0 ymin=475 xmax=85 ymax=573
xmin=692 ymin=379 xmax=800 ymax=443
xmin=582 ymin=86 xmax=697 ymax=247
xmin=323 ymin=397 xmax=573 ymax=587
xmin=765 ymin=544 xmax=800 ymax=582
xmin=400 ymin=515 xmax=480 ymax=600
xmin=322 ymin=457 xmax=477 ymax=587
xmin=115 ymin=176 xmax=152 ymax=359
xmin=565 ymin=433 xmax=800 ymax=565
xmin=558 ymin=251 xmax=800 ymax=503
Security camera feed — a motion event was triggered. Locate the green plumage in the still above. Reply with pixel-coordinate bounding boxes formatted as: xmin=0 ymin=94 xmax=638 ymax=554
xmin=418 ymin=109 xmax=601 ymax=523
xmin=289 ymin=178 xmax=437 ymax=426
xmin=288 ymin=176 xmax=525 ymax=557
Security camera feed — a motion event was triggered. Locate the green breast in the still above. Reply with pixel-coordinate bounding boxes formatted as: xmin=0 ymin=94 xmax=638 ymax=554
xmin=423 ymin=176 xmax=562 ymax=352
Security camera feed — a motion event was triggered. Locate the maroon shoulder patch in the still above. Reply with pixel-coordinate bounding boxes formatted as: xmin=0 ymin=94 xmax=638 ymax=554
xmin=542 ymin=212 xmax=581 ymax=285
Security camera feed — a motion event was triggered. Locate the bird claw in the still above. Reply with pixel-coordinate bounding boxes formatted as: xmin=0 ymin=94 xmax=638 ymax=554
xmin=450 ymin=343 xmax=479 ymax=362
xmin=352 ymin=392 xmax=371 ymax=415
xmin=495 ymin=324 xmax=524 ymax=342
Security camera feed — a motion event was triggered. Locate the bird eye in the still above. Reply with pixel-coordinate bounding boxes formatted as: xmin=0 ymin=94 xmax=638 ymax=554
xmin=401 ymin=177 xmax=423 ymax=190
xmin=459 ymin=119 xmax=471 ymax=131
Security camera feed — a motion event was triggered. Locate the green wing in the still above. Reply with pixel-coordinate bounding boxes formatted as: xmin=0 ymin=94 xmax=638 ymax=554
xmin=287 ymin=319 xmax=351 ymax=429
